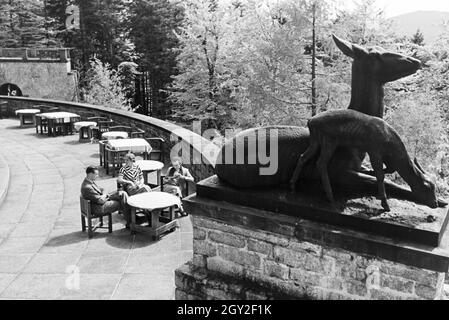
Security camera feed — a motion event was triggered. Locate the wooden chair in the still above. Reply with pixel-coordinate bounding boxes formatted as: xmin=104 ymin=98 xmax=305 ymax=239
xmin=35 ymin=114 xmax=47 ymax=134
xmin=98 ymin=140 xmax=108 ymax=167
xmin=160 ymin=174 xmax=191 ymax=196
xmin=109 ymin=125 xmax=133 ymax=136
xmin=104 ymin=147 xmax=128 ymax=177
xmin=130 ymin=127 xmax=145 ymax=138
xmin=87 ymin=116 xmax=109 ymax=123
xmin=52 ymin=118 xmax=66 ymax=136
xmin=90 ymin=119 xmax=114 ymax=140
xmin=80 ymin=196 xmax=112 ymax=238
xmin=0 ymin=101 xmax=8 ymax=119
xmin=38 ymin=105 xmax=60 ymax=113
xmin=145 ymin=137 xmax=165 ymax=162
xmin=160 ymin=174 xmax=193 ymax=217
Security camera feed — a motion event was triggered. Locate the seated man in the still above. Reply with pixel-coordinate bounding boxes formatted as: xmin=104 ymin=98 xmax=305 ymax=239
xmin=81 ymin=166 xmax=131 ymax=227
xmin=163 ymin=157 xmax=194 ymax=216
xmin=117 ymin=153 xmax=152 ymax=196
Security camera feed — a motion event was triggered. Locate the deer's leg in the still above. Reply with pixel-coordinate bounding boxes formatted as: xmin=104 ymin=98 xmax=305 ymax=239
xmin=317 ymin=141 xmax=337 ymax=203
xmin=290 ymin=141 xmax=319 ymax=190
xmin=368 ymin=153 xmax=390 ymax=211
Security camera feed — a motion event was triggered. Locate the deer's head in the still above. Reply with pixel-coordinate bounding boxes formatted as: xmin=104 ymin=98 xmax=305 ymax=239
xmin=413 ymin=158 xmax=438 ymax=209
xmin=332 ymin=34 xmax=421 ymax=84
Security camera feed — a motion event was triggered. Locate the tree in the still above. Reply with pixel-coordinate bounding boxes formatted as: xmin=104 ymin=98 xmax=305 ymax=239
xmin=168 ymin=0 xmax=240 ymax=129
xmin=126 ymin=0 xmax=184 ymax=116
xmin=0 ymin=0 xmax=51 ymax=47
xmin=46 ymin=0 xmax=131 ymax=70
xmin=169 ymin=0 xmax=347 ymax=130
xmin=332 ymin=0 xmax=395 ymax=46
xmin=82 ymin=57 xmax=132 ymax=111
xmin=411 ymin=29 xmax=425 ymax=46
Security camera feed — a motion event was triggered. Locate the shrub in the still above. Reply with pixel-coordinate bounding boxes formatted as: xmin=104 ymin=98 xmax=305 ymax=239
xmin=82 ymin=57 xmax=132 ymax=111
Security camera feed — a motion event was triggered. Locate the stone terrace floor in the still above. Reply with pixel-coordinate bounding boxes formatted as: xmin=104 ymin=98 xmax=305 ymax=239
xmin=0 ymin=119 xmax=193 ymax=300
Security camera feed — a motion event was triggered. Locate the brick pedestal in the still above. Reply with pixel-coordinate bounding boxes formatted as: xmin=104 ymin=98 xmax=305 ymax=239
xmin=175 ymin=194 xmax=449 ymax=300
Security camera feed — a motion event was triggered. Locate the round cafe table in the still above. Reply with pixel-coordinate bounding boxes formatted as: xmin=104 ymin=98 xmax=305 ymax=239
xmin=73 ymin=121 xmax=97 ymax=142
xmin=15 ymin=109 xmax=41 ymax=127
xmin=135 ymin=160 xmax=164 ymax=188
xmin=102 ymin=131 xmax=128 ymax=140
xmin=127 ymin=192 xmax=181 ymax=240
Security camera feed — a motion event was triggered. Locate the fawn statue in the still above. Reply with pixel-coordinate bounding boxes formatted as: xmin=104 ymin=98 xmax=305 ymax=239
xmin=289 ymin=109 xmax=438 ymax=211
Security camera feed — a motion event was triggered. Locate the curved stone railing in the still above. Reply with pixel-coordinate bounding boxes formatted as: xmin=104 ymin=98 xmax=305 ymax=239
xmin=0 ymin=96 xmax=218 ymax=183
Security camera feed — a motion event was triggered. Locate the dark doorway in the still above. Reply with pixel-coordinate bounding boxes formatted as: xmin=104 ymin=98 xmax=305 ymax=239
xmin=0 ymin=83 xmax=23 ymax=96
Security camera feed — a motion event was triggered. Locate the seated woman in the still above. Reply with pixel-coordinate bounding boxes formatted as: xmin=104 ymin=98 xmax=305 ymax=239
xmin=117 ymin=153 xmax=152 ymax=196
xmin=163 ymin=157 xmax=194 ymax=216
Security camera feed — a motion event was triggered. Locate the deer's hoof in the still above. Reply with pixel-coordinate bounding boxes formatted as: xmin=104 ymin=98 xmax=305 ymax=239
xmin=438 ymin=198 xmax=448 ymax=208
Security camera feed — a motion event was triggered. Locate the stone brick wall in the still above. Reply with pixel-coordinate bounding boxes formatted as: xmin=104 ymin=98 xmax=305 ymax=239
xmin=0 ymin=96 xmax=217 ymax=183
xmin=176 ymin=198 xmax=448 ymax=300
xmin=0 ymin=61 xmax=76 ymax=101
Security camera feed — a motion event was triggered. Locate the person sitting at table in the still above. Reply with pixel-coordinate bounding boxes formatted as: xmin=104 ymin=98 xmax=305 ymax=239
xmin=118 ymin=153 xmax=152 ymax=196
xmin=81 ymin=165 xmax=131 ymax=225
xmin=163 ymin=157 xmax=194 ymax=216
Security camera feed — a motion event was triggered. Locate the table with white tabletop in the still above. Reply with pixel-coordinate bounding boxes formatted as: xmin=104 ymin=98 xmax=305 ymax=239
xmin=102 ymin=131 xmax=129 ymax=140
xmin=106 ymin=138 xmax=152 ymax=155
xmin=73 ymin=121 xmax=97 ymax=142
xmin=37 ymin=112 xmax=81 ymax=136
xmin=104 ymin=138 xmax=152 ymax=176
xmin=135 ymin=160 xmax=164 ymax=188
xmin=15 ymin=109 xmax=41 ymax=127
xmin=74 ymin=121 xmax=97 ymax=131
xmin=127 ymin=192 xmax=180 ymax=239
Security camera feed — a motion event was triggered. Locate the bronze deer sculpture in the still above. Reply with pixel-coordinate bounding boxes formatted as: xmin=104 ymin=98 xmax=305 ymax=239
xmin=289 ymin=109 xmax=438 ymax=211
xmin=215 ymin=35 xmax=422 ymax=192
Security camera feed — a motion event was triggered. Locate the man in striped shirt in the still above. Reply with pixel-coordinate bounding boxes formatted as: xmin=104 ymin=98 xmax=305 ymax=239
xmin=117 ymin=153 xmax=152 ymax=196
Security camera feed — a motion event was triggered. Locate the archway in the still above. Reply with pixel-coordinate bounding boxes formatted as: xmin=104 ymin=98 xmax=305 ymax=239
xmin=0 ymin=83 xmax=23 ymax=96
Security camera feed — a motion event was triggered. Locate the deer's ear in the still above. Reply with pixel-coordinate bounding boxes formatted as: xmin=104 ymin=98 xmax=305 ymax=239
xmin=333 ymin=34 xmax=355 ymax=58
xmin=332 ymin=34 xmax=367 ymax=59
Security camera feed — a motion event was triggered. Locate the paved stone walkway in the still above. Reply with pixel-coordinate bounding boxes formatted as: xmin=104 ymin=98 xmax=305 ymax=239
xmin=0 ymin=119 xmax=193 ymax=299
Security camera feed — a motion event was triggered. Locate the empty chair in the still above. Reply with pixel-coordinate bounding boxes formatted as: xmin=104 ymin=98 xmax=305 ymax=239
xmin=90 ymin=119 xmax=114 ymax=140
xmin=35 ymin=114 xmax=47 ymax=134
xmin=104 ymin=147 xmax=128 ymax=177
xmin=145 ymin=137 xmax=165 ymax=162
xmin=130 ymin=127 xmax=145 ymax=138
xmin=80 ymin=196 xmax=112 ymax=238
xmin=87 ymin=116 xmax=109 ymax=123
xmin=109 ymin=125 xmax=133 ymax=136
xmin=39 ymin=105 xmax=59 ymax=113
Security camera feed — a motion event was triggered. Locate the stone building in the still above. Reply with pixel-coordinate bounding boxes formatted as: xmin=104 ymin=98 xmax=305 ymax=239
xmin=0 ymin=48 xmax=77 ymax=101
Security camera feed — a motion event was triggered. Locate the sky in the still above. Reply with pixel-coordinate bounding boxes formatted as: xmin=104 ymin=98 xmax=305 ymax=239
xmin=371 ymin=0 xmax=449 ymax=17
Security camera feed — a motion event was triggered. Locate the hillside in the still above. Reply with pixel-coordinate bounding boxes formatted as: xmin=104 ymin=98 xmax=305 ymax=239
xmin=389 ymin=11 xmax=449 ymax=44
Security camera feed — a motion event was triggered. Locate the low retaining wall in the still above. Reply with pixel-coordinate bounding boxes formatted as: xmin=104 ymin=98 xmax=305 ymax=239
xmin=176 ymin=193 xmax=449 ymax=300
xmin=0 ymin=96 xmax=218 ymax=183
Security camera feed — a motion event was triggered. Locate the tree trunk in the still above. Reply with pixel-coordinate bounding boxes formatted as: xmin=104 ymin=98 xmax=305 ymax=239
xmin=311 ymin=2 xmax=317 ymax=117
xmin=79 ymin=0 xmax=88 ymax=70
